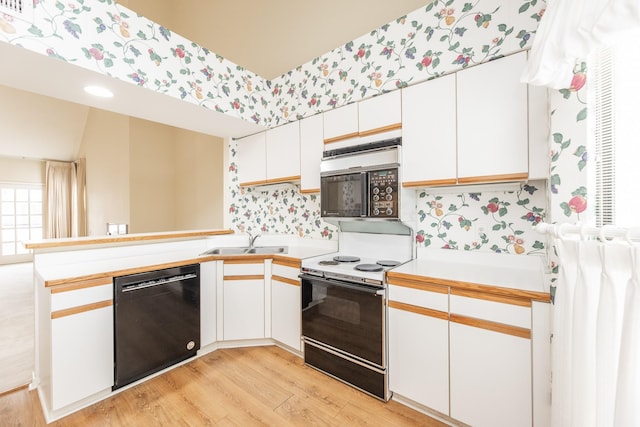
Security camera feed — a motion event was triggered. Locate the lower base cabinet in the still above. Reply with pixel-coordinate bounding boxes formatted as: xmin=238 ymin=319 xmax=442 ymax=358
xmin=389 ymin=306 xmax=449 ymax=415
xmin=223 ymin=279 xmax=265 ymax=340
xmin=271 ymin=260 xmax=302 ymax=351
xmin=51 ymin=302 xmax=113 ymax=410
xmin=449 ymin=322 xmax=532 ymax=427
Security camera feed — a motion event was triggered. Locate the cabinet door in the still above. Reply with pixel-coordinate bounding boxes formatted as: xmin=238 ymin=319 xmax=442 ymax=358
xmin=389 ymin=305 xmax=449 ymax=414
xmin=358 ymin=90 xmax=401 ymax=136
xmin=449 ymin=291 xmax=532 ymax=427
xmin=236 ymin=132 xmax=266 ymax=186
xmin=299 ymin=114 xmax=323 ymax=193
xmin=271 ymin=278 xmax=301 ymax=351
xmin=223 ymin=279 xmax=265 ymax=340
xmin=402 ymin=74 xmax=457 ymax=187
xmin=200 ymin=261 xmax=216 ymax=347
xmin=449 ymin=322 xmax=532 ymax=427
xmin=528 ymin=83 xmax=550 ymax=180
xmin=51 ymin=305 xmax=113 ymax=410
xmin=456 ymin=51 xmax=528 ymax=183
xmin=266 ymin=121 xmax=300 ymax=182
xmin=323 ymin=102 xmax=358 ymax=143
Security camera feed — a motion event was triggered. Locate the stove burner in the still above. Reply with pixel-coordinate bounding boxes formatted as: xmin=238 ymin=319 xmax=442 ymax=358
xmin=318 ymin=260 xmax=340 ymax=266
xmin=377 ymin=260 xmax=401 ymax=267
xmin=355 ymin=263 xmax=384 ymax=272
xmin=333 ymin=255 xmax=361 ymax=263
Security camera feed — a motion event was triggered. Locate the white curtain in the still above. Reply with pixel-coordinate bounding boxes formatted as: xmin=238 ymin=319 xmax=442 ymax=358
xmin=44 ymin=160 xmax=87 ymax=238
xmin=522 ymin=0 xmax=640 ymax=88
xmin=552 ymin=233 xmax=640 ymax=426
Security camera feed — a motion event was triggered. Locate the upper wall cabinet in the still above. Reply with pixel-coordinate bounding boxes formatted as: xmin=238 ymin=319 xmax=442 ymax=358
xmin=236 ymin=121 xmax=301 ymax=187
xmin=323 ymin=102 xmax=358 ymax=144
xmin=323 ymin=90 xmax=401 ymax=147
xmin=299 ymin=114 xmax=324 ymax=193
xmin=266 ymin=120 xmax=300 ymax=183
xmin=456 ymin=52 xmax=528 ymax=184
xmin=528 ymin=83 xmax=550 ymax=180
xmin=402 ymin=73 xmax=457 ymax=187
xmin=236 ymin=132 xmax=267 ymax=186
xmin=358 ymin=90 xmax=402 ymax=137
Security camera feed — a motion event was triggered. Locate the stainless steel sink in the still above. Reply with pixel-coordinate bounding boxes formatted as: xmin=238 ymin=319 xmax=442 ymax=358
xmin=246 ymin=246 xmax=288 ymax=254
xmin=200 ymin=246 xmax=287 ymax=256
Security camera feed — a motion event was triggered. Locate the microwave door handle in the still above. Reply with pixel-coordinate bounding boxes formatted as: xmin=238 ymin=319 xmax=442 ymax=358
xmin=361 ymin=171 xmax=368 ymax=217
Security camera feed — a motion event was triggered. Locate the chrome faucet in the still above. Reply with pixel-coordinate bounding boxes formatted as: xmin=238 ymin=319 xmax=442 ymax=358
xmin=248 ymin=232 xmax=260 ymax=248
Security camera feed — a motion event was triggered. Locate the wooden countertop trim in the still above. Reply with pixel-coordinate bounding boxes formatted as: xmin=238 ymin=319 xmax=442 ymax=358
xmin=25 ymin=229 xmax=233 ymax=250
xmin=402 ymin=178 xmax=457 ymax=188
xmin=273 ymin=258 xmax=301 ymax=268
xmin=272 ymin=275 xmax=300 ymax=286
xmin=387 ymin=271 xmax=550 ymax=303
xmin=224 ymin=274 xmax=264 ymax=281
xmin=450 ymin=313 xmax=531 ymax=339
xmin=324 ymin=132 xmax=360 ymax=144
xmin=387 ymin=275 xmax=448 ymax=294
xmin=457 ymin=172 xmax=528 ymax=185
xmin=50 ymin=277 xmax=113 ymax=294
xmin=300 ymin=188 xmax=320 ymax=194
xmin=239 ymin=179 xmax=268 ymax=187
xmin=45 ymin=258 xmax=204 ymax=288
xmin=265 ymin=175 xmax=301 ymax=185
xmin=358 ymin=123 xmax=402 ymax=137
xmin=389 ymin=300 xmax=448 ymax=321
xmin=223 ymin=259 xmax=264 ymax=265
xmin=451 ymin=288 xmax=532 ymax=307
xmin=51 ymin=300 xmax=112 ymax=319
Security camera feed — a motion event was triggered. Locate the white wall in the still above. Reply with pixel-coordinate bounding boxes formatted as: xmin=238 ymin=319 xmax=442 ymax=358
xmin=0 ymin=156 xmax=44 ymax=184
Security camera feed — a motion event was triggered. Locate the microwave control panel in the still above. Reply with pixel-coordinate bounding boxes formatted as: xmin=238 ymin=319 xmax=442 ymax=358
xmin=369 ymin=169 xmax=398 ymax=218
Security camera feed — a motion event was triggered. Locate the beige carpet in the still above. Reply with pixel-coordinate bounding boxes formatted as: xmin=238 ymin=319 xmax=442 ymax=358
xmin=0 ymin=262 xmax=34 ymax=393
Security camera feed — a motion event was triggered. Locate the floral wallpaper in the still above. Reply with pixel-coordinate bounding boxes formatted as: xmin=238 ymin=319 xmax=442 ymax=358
xmin=415 ymin=182 xmax=546 ymax=255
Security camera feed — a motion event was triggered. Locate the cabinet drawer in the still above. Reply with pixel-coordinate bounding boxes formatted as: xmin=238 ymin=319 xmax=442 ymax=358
xmin=51 ymin=283 xmax=113 ymax=312
xmin=272 ymin=264 xmax=299 ymax=281
xmin=450 ymin=292 xmax=531 ymax=329
xmin=389 ymin=284 xmax=448 ymax=312
xmin=223 ymin=261 xmax=264 ymax=276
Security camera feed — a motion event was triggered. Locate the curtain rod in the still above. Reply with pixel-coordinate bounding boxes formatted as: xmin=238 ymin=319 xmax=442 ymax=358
xmin=535 ymin=222 xmax=640 ymax=242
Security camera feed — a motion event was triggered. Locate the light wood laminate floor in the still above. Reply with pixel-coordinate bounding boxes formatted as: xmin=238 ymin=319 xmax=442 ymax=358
xmin=0 ymin=262 xmax=34 ymax=394
xmin=1 ymin=345 xmax=447 ymax=426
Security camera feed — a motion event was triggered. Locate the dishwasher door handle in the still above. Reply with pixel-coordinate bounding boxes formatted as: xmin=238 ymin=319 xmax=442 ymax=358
xmin=120 ymin=273 xmax=198 ymax=293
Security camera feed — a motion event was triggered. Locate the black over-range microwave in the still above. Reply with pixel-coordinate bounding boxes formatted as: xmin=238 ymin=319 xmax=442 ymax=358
xmin=320 ymin=138 xmax=401 ymax=220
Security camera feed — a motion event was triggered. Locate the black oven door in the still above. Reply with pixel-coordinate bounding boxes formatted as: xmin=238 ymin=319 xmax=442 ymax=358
xmin=301 ymin=274 xmax=384 ymax=367
xmin=320 ymin=172 xmax=367 ymax=218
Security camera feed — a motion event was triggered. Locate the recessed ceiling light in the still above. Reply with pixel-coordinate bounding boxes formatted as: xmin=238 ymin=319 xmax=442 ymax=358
xmin=84 ymin=85 xmax=114 ymax=98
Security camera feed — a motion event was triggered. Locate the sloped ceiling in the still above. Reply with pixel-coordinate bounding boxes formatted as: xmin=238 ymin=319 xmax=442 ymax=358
xmin=0 ymin=1 xmax=426 ymax=161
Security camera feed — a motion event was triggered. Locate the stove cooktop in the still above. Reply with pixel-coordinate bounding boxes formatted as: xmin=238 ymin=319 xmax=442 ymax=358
xmin=301 ymin=252 xmax=407 ymax=286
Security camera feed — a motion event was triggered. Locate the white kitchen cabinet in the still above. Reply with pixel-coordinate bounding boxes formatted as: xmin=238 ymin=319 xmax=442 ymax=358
xmin=358 ymin=90 xmax=401 ymax=136
xmin=456 ymin=51 xmax=528 ymax=184
xmin=323 ymin=102 xmax=358 ymax=143
xmin=528 ymin=83 xmax=550 ymax=180
xmin=49 ymin=282 xmax=113 ymax=410
xmin=266 ymin=120 xmax=301 ymax=182
xmin=270 ymin=261 xmax=301 ymax=351
xmin=388 ymin=282 xmax=450 ymax=415
xmin=222 ymin=260 xmax=265 ymax=340
xmin=449 ymin=292 xmax=532 ymax=427
xmin=236 ymin=132 xmax=266 ymax=186
xmin=200 ymin=260 xmax=217 ymax=347
xmin=299 ymin=114 xmax=323 ymax=193
xmin=401 ymin=74 xmax=457 ymax=187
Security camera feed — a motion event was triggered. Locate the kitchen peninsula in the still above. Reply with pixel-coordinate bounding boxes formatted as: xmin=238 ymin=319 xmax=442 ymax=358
xmin=26 ymin=229 xmax=337 ymax=423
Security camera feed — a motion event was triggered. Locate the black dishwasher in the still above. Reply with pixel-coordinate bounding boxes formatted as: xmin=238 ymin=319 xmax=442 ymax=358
xmin=113 ymin=264 xmax=200 ymax=390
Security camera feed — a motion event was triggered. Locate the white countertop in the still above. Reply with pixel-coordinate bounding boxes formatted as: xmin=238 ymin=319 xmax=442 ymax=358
xmin=391 ymin=249 xmax=549 ymax=294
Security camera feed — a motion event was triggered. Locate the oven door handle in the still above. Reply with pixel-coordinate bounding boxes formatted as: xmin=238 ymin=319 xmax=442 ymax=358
xmin=299 ymin=274 xmax=383 ymax=296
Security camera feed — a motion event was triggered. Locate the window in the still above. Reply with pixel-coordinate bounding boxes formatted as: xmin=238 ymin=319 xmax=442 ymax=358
xmin=0 ymin=184 xmax=43 ymax=262
xmin=589 ymin=31 xmax=640 ymax=227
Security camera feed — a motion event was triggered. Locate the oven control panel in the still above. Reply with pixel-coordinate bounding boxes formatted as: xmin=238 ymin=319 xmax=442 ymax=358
xmin=369 ymin=169 xmax=398 ymax=218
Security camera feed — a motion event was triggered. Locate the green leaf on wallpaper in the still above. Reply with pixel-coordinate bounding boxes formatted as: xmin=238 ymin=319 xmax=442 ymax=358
xmin=28 ymin=25 xmax=44 ymax=37
xmin=440 ymin=35 xmax=449 ymax=42
xmin=572 ymin=186 xmax=587 ymax=197
xmin=437 ymin=233 xmax=447 ymax=239
xmin=431 ymin=222 xmax=438 ymax=228
xmin=103 ymin=58 xmax=113 ymax=68
xmin=505 ymin=27 xmax=513 ymax=36
xmin=492 ymin=224 xmax=502 ymax=231
xmin=419 ymin=192 xmax=427 ymax=198
xmin=137 ymin=30 xmax=147 ymax=40
xmin=533 ymin=241 xmax=545 ymax=250
xmin=498 ymin=24 xmax=507 ymax=31
xmin=482 ymin=45 xmax=490 ymax=53
xmin=550 ymin=174 xmax=561 ymax=186
xmin=498 ymin=207 xmax=508 ymax=217
xmin=577 ymin=108 xmax=587 ymax=121
xmin=578 ymin=159 xmax=587 ymax=171
xmin=519 ymin=3 xmax=530 ymax=13
xmin=560 ymin=202 xmax=572 ymax=217
xmin=449 ymin=42 xmax=460 ymax=51
xmin=463 ymin=3 xmax=473 ymax=12
xmin=488 ymin=197 xmax=499 ymax=204
xmin=425 ymin=2 xmax=435 ymax=12
xmin=574 ymin=145 xmax=586 ymax=157
xmin=561 ymin=139 xmax=571 ymax=149
xmin=517 ymin=198 xmax=530 ymax=205
xmin=515 ymin=230 xmax=525 ymax=235
xmin=445 ymin=0 xmax=454 ymax=6
xmin=123 ymin=58 xmax=134 ymax=64
xmin=448 ymin=204 xmax=457 ymax=212
xmin=553 ymin=133 xmax=564 ymax=144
